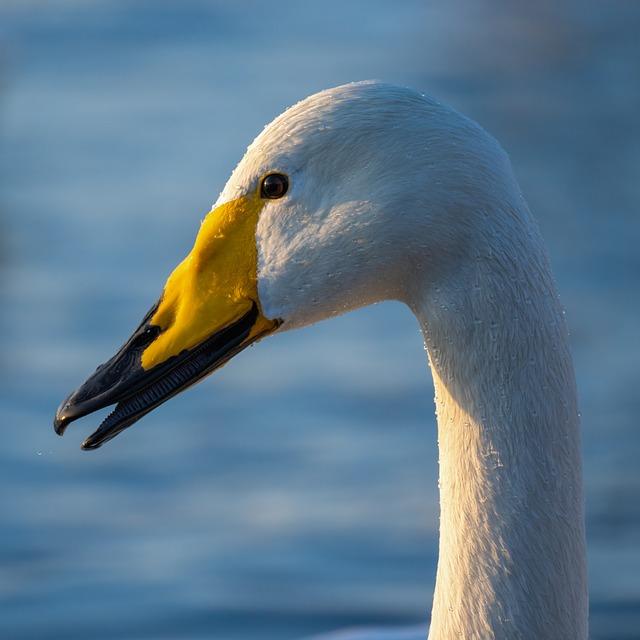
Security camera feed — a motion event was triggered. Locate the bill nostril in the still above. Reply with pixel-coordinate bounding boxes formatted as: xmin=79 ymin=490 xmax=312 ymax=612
xmin=130 ymin=325 xmax=163 ymax=350
xmin=144 ymin=325 xmax=162 ymax=340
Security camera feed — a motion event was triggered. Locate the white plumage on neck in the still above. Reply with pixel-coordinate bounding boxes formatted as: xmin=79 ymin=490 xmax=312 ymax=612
xmin=216 ymin=81 xmax=588 ymax=639
xmin=413 ymin=205 xmax=587 ymax=638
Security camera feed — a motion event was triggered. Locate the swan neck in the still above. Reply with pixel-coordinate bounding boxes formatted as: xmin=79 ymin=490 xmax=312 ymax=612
xmin=413 ymin=239 xmax=588 ymax=639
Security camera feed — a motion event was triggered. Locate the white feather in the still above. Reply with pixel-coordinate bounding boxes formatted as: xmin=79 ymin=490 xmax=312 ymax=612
xmin=218 ymin=82 xmax=588 ymax=639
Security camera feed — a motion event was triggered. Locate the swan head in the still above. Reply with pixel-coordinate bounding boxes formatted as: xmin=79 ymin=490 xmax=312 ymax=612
xmin=54 ymin=81 xmax=519 ymax=449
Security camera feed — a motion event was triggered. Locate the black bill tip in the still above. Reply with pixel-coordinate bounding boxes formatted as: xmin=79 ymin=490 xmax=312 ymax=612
xmin=54 ymin=393 xmax=91 ymax=436
xmin=81 ymin=437 xmax=100 ymax=451
xmin=53 ymin=414 xmax=70 ymax=436
xmin=80 ymin=414 xmax=135 ymax=450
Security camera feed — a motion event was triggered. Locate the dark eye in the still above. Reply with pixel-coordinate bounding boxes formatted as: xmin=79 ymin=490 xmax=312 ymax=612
xmin=260 ymin=173 xmax=289 ymax=199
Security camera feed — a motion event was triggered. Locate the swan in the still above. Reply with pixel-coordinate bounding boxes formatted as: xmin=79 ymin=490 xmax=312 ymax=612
xmin=54 ymin=81 xmax=588 ymax=639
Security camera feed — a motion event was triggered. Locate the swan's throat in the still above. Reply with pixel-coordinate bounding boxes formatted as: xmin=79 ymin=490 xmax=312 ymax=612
xmin=413 ymin=249 xmax=588 ymax=639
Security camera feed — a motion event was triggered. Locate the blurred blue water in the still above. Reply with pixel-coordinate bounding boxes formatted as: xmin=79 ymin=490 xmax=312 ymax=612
xmin=0 ymin=1 xmax=638 ymax=639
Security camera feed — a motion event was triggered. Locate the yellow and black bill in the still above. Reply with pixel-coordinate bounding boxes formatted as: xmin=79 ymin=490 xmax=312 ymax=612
xmin=53 ymin=193 xmax=280 ymax=450
xmin=53 ymin=301 xmax=270 ymax=450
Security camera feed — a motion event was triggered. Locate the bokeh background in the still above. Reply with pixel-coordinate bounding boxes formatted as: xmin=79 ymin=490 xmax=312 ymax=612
xmin=1 ymin=1 xmax=639 ymax=639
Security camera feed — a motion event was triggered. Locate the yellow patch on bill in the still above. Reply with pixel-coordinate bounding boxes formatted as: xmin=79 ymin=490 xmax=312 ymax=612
xmin=141 ymin=191 xmax=276 ymax=369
